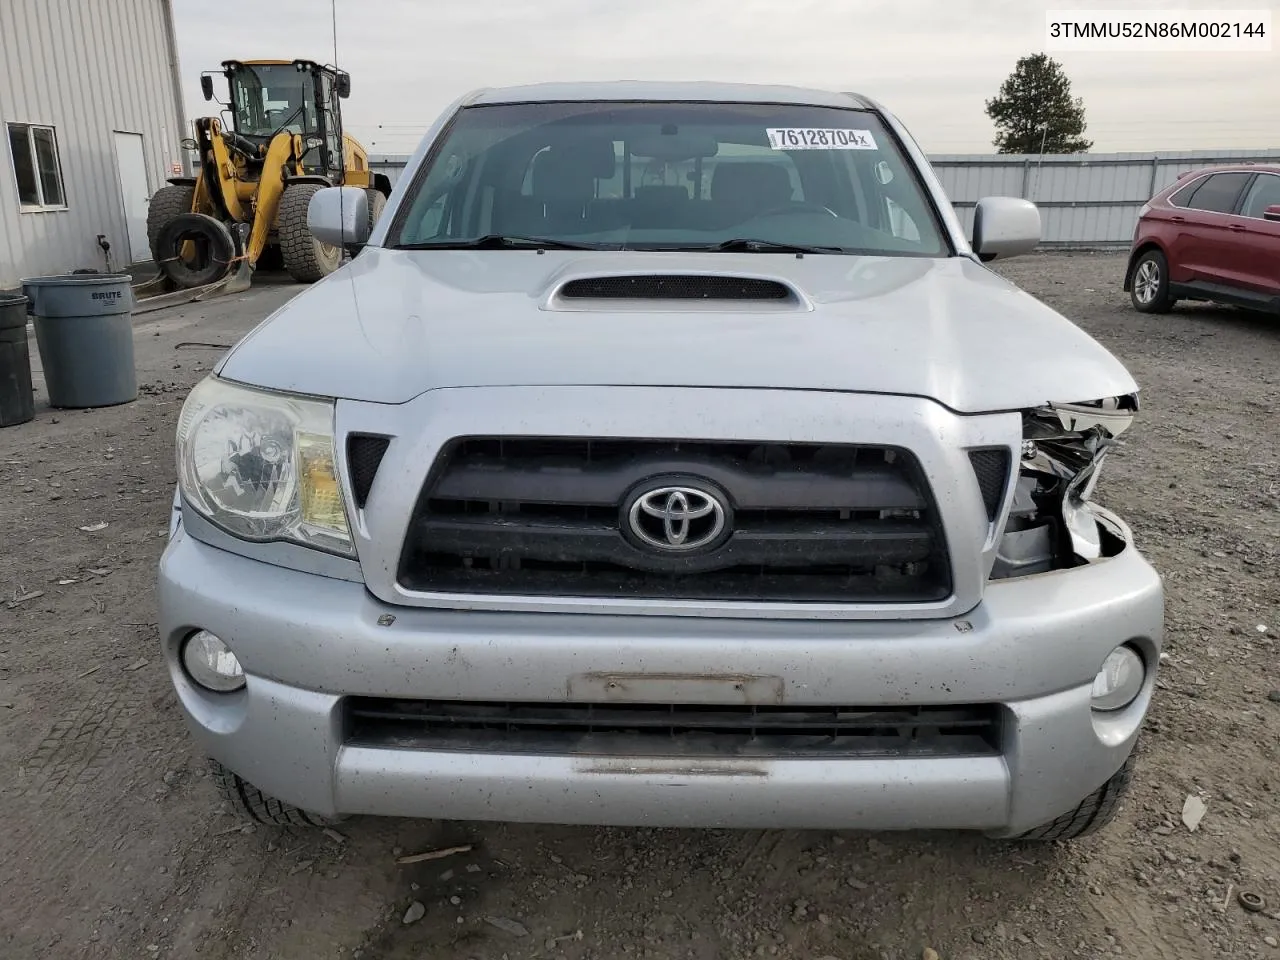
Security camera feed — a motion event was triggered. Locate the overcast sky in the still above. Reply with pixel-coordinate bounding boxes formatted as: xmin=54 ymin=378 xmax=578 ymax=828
xmin=171 ymin=0 xmax=1279 ymax=156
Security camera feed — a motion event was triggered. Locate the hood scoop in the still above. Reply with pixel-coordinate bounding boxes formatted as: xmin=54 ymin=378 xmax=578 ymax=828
xmin=560 ymin=274 xmax=793 ymax=301
xmin=549 ymin=272 xmax=808 ymax=312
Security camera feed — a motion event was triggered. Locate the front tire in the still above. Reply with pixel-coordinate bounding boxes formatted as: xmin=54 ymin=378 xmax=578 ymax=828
xmin=1014 ymin=755 xmax=1135 ymax=841
xmin=364 ymin=188 xmax=388 ymax=238
xmin=1129 ymin=249 xmax=1175 ymax=314
xmin=278 ymin=182 xmax=343 ymax=283
xmin=210 ymin=759 xmax=340 ymax=827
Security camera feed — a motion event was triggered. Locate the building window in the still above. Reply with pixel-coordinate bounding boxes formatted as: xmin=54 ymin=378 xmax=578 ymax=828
xmin=6 ymin=122 xmax=67 ymax=210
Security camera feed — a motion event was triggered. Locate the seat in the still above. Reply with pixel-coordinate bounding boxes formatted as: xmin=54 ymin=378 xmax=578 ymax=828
xmin=709 ymin=161 xmax=795 ymax=226
xmin=492 ymin=140 xmax=618 ymax=236
xmin=529 ymin=140 xmax=618 ymax=234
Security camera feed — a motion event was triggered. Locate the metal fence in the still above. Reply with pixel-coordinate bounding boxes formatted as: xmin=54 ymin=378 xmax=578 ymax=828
xmin=369 ymin=148 xmax=1280 ymax=247
xmin=931 ymin=149 xmax=1280 ymax=245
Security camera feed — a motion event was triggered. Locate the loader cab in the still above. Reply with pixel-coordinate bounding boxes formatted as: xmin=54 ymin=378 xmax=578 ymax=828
xmin=220 ymin=59 xmax=351 ymax=181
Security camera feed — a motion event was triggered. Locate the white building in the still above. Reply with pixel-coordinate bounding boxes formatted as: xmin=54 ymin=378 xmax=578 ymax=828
xmin=0 ymin=0 xmax=186 ymax=291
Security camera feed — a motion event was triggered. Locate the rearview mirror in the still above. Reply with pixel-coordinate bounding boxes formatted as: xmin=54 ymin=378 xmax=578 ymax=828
xmin=972 ymin=196 xmax=1040 ymax=262
xmin=630 ymin=133 xmax=718 ymax=162
xmin=335 ymin=72 xmax=351 ymax=99
xmin=1264 ymin=204 xmax=1280 ymax=222
xmin=200 ymin=74 xmax=214 ymax=101
xmin=308 ymin=186 xmax=369 ymax=250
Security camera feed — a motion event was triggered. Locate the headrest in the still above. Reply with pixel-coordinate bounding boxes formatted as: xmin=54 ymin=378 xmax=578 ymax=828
xmin=531 ymin=139 xmax=617 ymax=201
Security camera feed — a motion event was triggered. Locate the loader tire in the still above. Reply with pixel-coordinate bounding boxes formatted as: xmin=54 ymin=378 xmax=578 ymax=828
xmin=278 ymin=182 xmax=342 ymax=283
xmin=154 ymin=213 xmax=236 ymax=289
xmin=146 ymin=184 xmax=195 ymax=262
xmin=365 ymin=188 xmax=388 ymax=238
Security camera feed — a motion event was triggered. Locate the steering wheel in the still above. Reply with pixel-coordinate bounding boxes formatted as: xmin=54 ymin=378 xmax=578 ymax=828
xmin=264 ymin=104 xmax=306 ymax=144
xmin=753 ymin=201 xmax=840 ymax=219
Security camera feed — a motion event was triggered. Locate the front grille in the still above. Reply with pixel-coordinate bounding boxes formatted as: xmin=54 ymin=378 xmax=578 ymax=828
xmin=967 ymin=448 xmax=1011 ymax=522
xmin=559 ymin=275 xmax=792 ymax=301
xmin=345 ymin=698 xmax=1003 ymax=759
xmin=397 ymin=438 xmax=951 ymax=603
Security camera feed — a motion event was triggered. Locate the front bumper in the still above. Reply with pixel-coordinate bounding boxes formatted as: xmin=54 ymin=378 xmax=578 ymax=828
xmin=158 ymin=508 xmax=1163 ymax=835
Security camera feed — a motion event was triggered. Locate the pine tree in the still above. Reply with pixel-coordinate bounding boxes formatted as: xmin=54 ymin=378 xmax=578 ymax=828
xmin=985 ymin=53 xmax=1092 ymax=154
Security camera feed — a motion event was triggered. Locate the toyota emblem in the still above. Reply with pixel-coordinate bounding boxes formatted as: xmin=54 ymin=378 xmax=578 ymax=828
xmin=626 ymin=483 xmax=729 ymax=552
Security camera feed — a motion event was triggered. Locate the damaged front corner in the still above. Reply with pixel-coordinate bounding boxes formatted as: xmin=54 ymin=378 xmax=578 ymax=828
xmin=995 ymin=394 xmax=1140 ymax=577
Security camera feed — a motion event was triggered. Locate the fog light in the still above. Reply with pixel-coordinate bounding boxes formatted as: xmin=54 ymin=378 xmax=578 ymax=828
xmin=181 ymin=630 xmax=245 ymax=692
xmin=1090 ymin=645 xmax=1144 ymax=711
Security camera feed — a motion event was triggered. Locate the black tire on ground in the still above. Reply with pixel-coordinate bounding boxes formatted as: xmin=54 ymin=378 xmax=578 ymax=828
xmin=1129 ymin=249 xmax=1175 ymax=314
xmin=210 ymin=758 xmax=340 ymax=827
xmin=278 ymin=182 xmax=343 ymax=283
xmin=364 ymin=187 xmax=388 ymax=238
xmin=1014 ymin=755 xmax=1135 ymax=841
xmin=154 ymin=213 xmax=236 ymax=289
xmin=146 ymin=184 xmax=195 ymax=262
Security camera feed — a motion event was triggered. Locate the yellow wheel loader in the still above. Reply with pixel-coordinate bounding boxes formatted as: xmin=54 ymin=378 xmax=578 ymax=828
xmin=147 ymin=59 xmax=391 ymax=289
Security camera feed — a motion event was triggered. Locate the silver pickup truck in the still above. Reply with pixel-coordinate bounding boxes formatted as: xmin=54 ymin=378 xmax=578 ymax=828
xmin=159 ymin=81 xmax=1163 ymax=841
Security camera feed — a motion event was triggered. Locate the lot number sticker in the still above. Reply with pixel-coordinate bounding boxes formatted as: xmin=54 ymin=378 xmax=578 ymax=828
xmin=767 ymin=128 xmax=878 ymax=150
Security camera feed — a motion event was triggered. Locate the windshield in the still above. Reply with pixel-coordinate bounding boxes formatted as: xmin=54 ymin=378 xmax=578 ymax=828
xmin=390 ymin=101 xmax=948 ymax=256
xmin=229 ymin=64 xmax=317 ymax=139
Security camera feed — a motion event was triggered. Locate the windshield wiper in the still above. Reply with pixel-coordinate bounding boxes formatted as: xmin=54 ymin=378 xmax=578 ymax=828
xmin=394 ymin=235 xmax=602 ymax=251
xmin=702 ymin=238 xmax=846 ymax=255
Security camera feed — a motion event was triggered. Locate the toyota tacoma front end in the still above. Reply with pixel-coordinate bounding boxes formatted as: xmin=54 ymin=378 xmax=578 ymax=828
xmin=159 ymin=82 xmax=1162 ymax=839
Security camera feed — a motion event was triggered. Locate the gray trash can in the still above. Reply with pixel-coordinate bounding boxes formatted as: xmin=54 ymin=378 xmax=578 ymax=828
xmin=22 ymin=274 xmax=137 ymax=409
xmin=0 ymin=294 xmax=36 ymax=427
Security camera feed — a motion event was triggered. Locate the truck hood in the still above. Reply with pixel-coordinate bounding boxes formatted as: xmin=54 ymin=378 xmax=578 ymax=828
xmin=218 ymin=248 xmax=1138 ymax=413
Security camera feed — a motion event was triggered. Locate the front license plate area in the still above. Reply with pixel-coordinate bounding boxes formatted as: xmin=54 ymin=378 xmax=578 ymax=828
xmin=568 ymin=672 xmax=785 ymax=705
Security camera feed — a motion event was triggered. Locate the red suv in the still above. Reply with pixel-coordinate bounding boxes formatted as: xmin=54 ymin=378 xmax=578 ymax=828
xmin=1124 ymin=164 xmax=1280 ymax=314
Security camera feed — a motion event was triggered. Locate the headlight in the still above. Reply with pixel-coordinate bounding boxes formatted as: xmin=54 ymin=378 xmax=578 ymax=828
xmin=176 ymin=377 xmax=353 ymax=556
xmin=1090 ymin=645 xmax=1145 ymax=711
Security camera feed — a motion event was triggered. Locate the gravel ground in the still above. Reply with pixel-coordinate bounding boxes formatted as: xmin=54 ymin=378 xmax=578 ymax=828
xmin=0 ymin=252 xmax=1277 ymax=960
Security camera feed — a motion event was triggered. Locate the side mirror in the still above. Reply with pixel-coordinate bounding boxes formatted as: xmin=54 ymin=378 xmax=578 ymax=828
xmin=200 ymin=74 xmax=215 ymax=101
xmin=335 ymin=72 xmax=351 ymax=99
xmin=307 ymin=186 xmax=369 ymax=250
xmin=1264 ymin=204 xmax=1280 ymax=222
xmin=972 ymin=196 xmax=1041 ymax=262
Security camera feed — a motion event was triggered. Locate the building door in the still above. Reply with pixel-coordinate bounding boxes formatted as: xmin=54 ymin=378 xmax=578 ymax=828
xmin=113 ymin=132 xmax=151 ymax=263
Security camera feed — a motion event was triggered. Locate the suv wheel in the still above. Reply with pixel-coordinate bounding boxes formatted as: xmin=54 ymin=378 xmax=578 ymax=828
xmin=1130 ymin=250 xmax=1175 ymax=313
xmin=210 ymin=759 xmax=341 ymax=827
xmin=1013 ymin=755 xmax=1135 ymax=841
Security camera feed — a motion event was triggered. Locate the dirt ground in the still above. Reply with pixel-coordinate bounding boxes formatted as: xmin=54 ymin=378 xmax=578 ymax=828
xmin=1 ymin=253 xmax=1278 ymax=960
